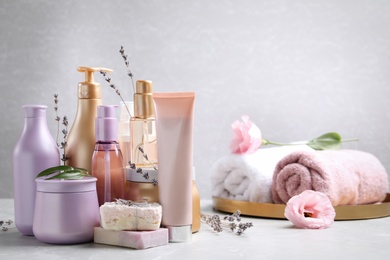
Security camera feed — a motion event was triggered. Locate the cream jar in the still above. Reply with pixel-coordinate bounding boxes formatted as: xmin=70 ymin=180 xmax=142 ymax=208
xmin=33 ymin=176 xmax=100 ymax=244
xmin=125 ymin=167 xmax=159 ymax=203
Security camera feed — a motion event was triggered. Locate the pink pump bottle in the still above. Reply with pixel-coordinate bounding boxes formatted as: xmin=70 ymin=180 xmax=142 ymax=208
xmin=91 ymin=105 xmax=125 ymax=206
xmin=13 ymin=105 xmax=60 ymax=235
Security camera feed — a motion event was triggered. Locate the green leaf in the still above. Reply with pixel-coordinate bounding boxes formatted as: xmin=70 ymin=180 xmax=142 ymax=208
xmin=36 ymin=165 xmax=74 ymax=178
xmin=307 ymin=132 xmax=342 ymax=150
xmin=36 ymin=165 xmax=90 ymax=180
xmin=73 ymin=167 xmax=90 ymax=176
xmin=45 ymin=170 xmax=86 ymax=180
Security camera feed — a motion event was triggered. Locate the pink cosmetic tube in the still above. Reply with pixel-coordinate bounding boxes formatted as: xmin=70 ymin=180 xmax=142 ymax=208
xmin=153 ymin=92 xmax=195 ymax=243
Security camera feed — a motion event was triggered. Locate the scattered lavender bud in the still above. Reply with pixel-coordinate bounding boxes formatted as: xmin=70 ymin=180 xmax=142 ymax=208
xmin=63 ymin=116 xmax=68 ymax=127
xmin=0 ymin=219 xmax=15 ymax=232
xmin=229 ymin=222 xmax=237 ymax=232
xmin=201 ymin=210 xmax=253 ymax=236
xmin=119 ymin=46 xmax=125 ymax=54
xmin=100 ymin=70 xmax=107 ymax=77
xmin=128 ymin=161 xmax=136 ymax=169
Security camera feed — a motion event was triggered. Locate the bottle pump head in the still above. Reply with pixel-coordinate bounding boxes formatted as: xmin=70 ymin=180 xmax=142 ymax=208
xmin=134 ymin=80 xmax=154 ymax=119
xmin=77 ymin=67 xmax=113 ymax=99
xmin=95 ymin=105 xmax=118 ymax=142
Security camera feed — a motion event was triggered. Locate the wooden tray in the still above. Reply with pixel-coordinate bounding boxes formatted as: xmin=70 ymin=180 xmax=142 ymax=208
xmin=212 ymin=193 xmax=390 ymax=220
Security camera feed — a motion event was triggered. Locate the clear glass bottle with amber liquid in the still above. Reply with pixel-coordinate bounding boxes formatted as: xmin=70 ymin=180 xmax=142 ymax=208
xmin=126 ymin=80 xmax=158 ymax=202
xmin=129 ymin=80 xmax=158 ymax=167
xmin=130 ymin=118 xmax=157 ymax=166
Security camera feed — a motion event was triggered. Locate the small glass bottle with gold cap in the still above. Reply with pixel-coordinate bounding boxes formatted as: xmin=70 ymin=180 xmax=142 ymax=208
xmin=130 ymin=80 xmax=158 ymax=167
xmin=125 ymin=80 xmax=159 ymax=203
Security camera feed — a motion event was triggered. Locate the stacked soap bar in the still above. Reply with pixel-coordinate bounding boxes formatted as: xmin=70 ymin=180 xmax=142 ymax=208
xmin=95 ymin=200 xmax=167 ymax=249
xmin=100 ymin=201 xmax=162 ymax=231
xmin=94 ymin=227 xmax=168 ymax=249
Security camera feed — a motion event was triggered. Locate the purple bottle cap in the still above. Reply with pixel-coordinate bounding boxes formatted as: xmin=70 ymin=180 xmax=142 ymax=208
xmin=22 ymin=105 xmax=47 ymax=118
xmin=95 ymin=105 xmax=118 ymax=142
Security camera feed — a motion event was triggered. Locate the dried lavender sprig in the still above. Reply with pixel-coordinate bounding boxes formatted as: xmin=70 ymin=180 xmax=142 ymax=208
xmin=224 ymin=209 xmax=241 ymax=222
xmin=201 ymin=211 xmax=253 ymax=236
xmin=128 ymin=159 xmax=158 ymax=187
xmin=151 ymin=178 xmax=158 ymax=187
xmin=201 ymin=213 xmax=223 ymax=233
xmin=137 ymin=146 xmax=158 ymax=171
xmin=53 ymin=94 xmax=69 ymax=164
xmin=0 ymin=219 xmax=14 ymax=232
xmin=54 ymin=94 xmax=60 ymax=145
xmin=128 ymin=161 xmax=136 ymax=169
xmin=61 ymin=116 xmax=68 ymax=146
xmin=115 ymin=198 xmax=149 ymax=207
xmin=135 ymin=146 xmax=158 ymax=186
xmin=100 ymin=70 xmax=133 ymax=118
xmin=119 ymin=46 xmax=135 ymax=94
xmin=60 ymin=116 xmax=69 ymax=163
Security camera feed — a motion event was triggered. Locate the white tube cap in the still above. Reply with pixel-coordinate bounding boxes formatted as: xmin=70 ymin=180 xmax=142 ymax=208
xmin=167 ymin=225 xmax=192 ymax=243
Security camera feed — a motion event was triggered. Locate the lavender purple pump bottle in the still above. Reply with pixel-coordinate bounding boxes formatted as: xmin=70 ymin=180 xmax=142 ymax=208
xmin=12 ymin=105 xmax=60 ymax=235
xmin=91 ymin=105 xmax=125 ymax=206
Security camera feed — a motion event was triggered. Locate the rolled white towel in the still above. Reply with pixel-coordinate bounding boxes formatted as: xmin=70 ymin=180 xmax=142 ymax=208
xmin=211 ymin=145 xmax=314 ymax=203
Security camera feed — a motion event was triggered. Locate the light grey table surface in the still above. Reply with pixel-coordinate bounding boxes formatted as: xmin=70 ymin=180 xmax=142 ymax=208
xmin=1 ymin=198 xmax=390 ymax=260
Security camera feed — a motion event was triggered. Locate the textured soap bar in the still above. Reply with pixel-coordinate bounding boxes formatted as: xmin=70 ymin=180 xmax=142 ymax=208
xmin=100 ymin=201 xmax=162 ymax=231
xmin=94 ymin=227 xmax=168 ymax=249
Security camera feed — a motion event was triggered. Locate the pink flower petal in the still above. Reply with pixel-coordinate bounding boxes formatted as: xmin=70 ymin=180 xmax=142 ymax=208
xmin=284 ymin=190 xmax=336 ymax=229
xmin=230 ymin=115 xmax=262 ymax=154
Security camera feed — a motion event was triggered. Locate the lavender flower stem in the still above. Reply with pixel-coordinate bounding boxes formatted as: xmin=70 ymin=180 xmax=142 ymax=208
xmin=120 ymin=94 xmax=132 ymax=118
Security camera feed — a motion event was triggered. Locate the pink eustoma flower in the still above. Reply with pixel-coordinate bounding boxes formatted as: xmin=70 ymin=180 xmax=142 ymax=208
xmin=230 ymin=115 xmax=262 ymax=154
xmin=284 ymin=190 xmax=336 ymax=229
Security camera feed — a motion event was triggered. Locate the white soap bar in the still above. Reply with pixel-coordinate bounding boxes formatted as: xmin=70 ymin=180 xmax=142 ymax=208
xmin=94 ymin=227 xmax=168 ymax=249
xmin=100 ymin=201 xmax=162 ymax=231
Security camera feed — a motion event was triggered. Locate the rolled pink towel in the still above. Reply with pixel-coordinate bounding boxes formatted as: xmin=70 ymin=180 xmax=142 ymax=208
xmin=271 ymin=150 xmax=389 ymax=206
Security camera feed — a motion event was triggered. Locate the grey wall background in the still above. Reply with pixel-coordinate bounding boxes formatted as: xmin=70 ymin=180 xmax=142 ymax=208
xmin=1 ymin=0 xmax=390 ymax=199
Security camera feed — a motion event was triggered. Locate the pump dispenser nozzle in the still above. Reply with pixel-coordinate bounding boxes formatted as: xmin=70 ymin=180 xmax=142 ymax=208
xmin=76 ymin=67 xmax=113 ymax=99
xmin=77 ymin=67 xmax=113 ymax=83
xmin=96 ymin=105 xmax=119 ymax=142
